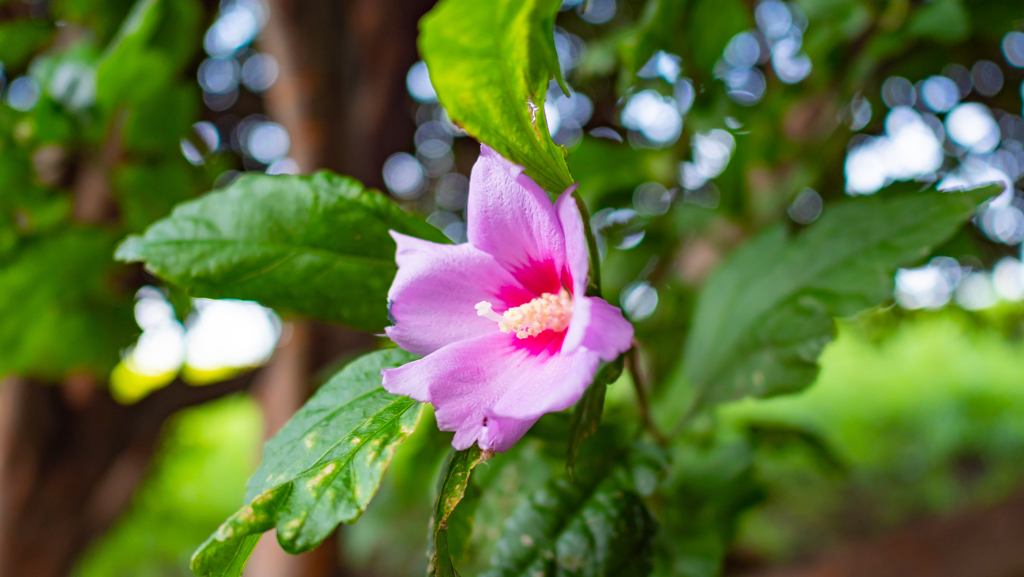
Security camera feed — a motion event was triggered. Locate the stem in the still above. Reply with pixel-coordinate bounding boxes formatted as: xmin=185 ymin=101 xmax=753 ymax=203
xmin=626 ymin=344 xmax=667 ymax=446
xmin=573 ymin=190 xmax=602 ymax=297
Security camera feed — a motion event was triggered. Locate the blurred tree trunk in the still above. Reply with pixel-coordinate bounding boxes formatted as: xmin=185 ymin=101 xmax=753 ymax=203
xmin=243 ymin=1 xmax=436 ymax=576
xmin=260 ymin=0 xmax=437 ymax=186
xmin=0 ymin=374 xmax=258 ymax=577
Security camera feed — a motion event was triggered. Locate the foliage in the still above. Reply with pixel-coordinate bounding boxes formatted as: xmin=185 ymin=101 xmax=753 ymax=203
xmin=116 ymin=173 xmax=445 ymax=331
xmin=680 ymin=184 xmax=999 ymax=412
xmin=419 ymin=0 xmax=573 ymax=194
xmin=3 ymin=0 xmax=1023 ymax=575
xmin=0 ymin=0 xmax=213 ymax=380
xmin=190 ymin=349 xmax=422 ymax=576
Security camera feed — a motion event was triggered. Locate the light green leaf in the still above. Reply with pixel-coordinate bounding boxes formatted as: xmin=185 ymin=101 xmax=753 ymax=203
xmin=0 ymin=20 xmax=54 ymax=68
xmin=96 ymin=0 xmax=202 ymax=109
xmin=432 ymin=446 xmax=486 ymax=577
xmin=682 ymin=185 xmax=999 ymax=410
xmin=116 ymin=171 xmax=444 ymax=331
xmin=0 ymin=230 xmax=136 ymax=379
xmin=419 ymin=0 xmax=573 ymax=194
xmin=190 ymin=349 xmax=423 ymax=576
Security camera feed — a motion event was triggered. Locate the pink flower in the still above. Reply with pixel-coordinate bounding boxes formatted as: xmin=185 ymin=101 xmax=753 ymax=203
xmin=381 ymin=145 xmax=634 ymax=452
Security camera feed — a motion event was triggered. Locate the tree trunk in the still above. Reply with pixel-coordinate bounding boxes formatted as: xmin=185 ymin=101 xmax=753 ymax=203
xmin=242 ymin=1 xmax=436 ymax=574
xmin=0 ymin=373 xmax=258 ymax=577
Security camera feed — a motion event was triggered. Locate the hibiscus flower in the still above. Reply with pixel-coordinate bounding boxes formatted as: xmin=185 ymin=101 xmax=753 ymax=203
xmin=381 ymin=145 xmax=634 ymax=452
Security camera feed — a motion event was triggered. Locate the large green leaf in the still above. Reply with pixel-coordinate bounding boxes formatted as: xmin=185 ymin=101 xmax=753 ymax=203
xmin=419 ymin=0 xmax=573 ymax=194
xmin=480 ymin=445 xmax=658 ymax=577
xmin=116 ymin=172 xmax=444 ymax=331
xmin=190 ymin=349 xmax=423 ymax=576
xmin=682 ymin=185 xmax=999 ymax=410
xmin=432 ymin=446 xmax=486 ymax=577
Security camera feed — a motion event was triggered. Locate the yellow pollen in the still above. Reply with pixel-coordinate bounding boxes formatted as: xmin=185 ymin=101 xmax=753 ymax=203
xmin=475 ymin=289 xmax=573 ymax=339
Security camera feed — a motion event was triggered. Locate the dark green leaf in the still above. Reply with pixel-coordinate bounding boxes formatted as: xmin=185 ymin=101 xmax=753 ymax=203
xmin=653 ymin=441 xmax=763 ymax=577
xmin=682 ymin=185 xmax=999 ymax=410
xmin=116 ymin=172 xmax=444 ymax=331
xmin=569 ymin=138 xmax=675 ymax=206
xmin=567 ymin=357 xmax=624 ymax=476
xmin=432 ymin=446 xmax=486 ymax=577
xmin=687 ymin=0 xmax=751 ymax=74
xmin=419 ymin=0 xmax=573 ymax=194
xmin=190 ymin=349 xmax=423 ymax=576
xmin=480 ymin=447 xmax=658 ymax=577
xmin=617 ymin=0 xmax=690 ymax=88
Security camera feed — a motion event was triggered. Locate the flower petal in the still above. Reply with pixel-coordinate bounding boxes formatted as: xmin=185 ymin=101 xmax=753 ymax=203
xmin=385 ymin=231 xmax=532 ymax=355
xmin=382 ymin=329 xmax=597 ymax=451
xmin=467 ymin=144 xmax=566 ymax=296
xmin=555 ymin=186 xmax=588 ymax=296
xmin=489 ymin=347 xmax=601 ymax=420
xmin=478 ymin=414 xmax=539 ymax=452
xmin=562 ymin=296 xmax=634 ymax=361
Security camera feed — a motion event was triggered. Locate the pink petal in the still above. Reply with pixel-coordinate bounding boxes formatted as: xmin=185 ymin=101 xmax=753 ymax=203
xmin=477 ymin=415 xmax=539 ymax=452
xmin=489 ymin=346 xmax=601 ymax=421
xmin=382 ymin=330 xmax=599 ymax=451
xmin=554 ymin=186 xmax=588 ymax=296
xmin=385 ymin=231 xmax=533 ymax=356
xmin=562 ymin=296 xmax=634 ymax=361
xmin=466 ymin=145 xmax=566 ymax=296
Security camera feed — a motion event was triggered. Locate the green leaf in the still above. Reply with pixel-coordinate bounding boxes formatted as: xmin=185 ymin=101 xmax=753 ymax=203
xmin=113 ymin=157 xmax=201 ymax=231
xmin=480 ymin=447 xmax=658 ymax=577
xmin=116 ymin=171 xmax=445 ymax=331
xmin=687 ymin=0 xmax=751 ymax=75
xmin=96 ymin=0 xmax=172 ymax=108
xmin=0 ymin=230 xmax=136 ymax=379
xmin=190 ymin=349 xmax=423 ymax=576
xmin=567 ymin=357 xmax=624 ymax=475
xmin=569 ymin=138 xmax=675 ymax=206
xmin=0 ymin=20 xmax=54 ymax=69
xmin=653 ymin=441 xmax=763 ymax=577
xmin=617 ymin=0 xmax=690 ymax=89
xmin=419 ymin=0 xmax=573 ymax=194
xmin=96 ymin=0 xmax=201 ymax=109
xmin=682 ymin=185 xmax=999 ymax=411
xmin=432 ymin=446 xmax=487 ymax=577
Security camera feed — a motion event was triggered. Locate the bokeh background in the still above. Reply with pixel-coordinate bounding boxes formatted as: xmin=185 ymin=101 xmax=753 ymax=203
xmin=2 ymin=0 xmax=1024 ymax=575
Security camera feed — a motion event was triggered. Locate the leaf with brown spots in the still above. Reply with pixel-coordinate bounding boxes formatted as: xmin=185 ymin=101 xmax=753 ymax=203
xmin=190 ymin=349 xmax=423 ymax=577
xmin=431 ymin=446 xmax=487 ymax=577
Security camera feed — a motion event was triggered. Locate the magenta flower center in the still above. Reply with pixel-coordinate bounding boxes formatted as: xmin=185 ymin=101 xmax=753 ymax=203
xmin=474 ymin=288 xmax=574 ymax=339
